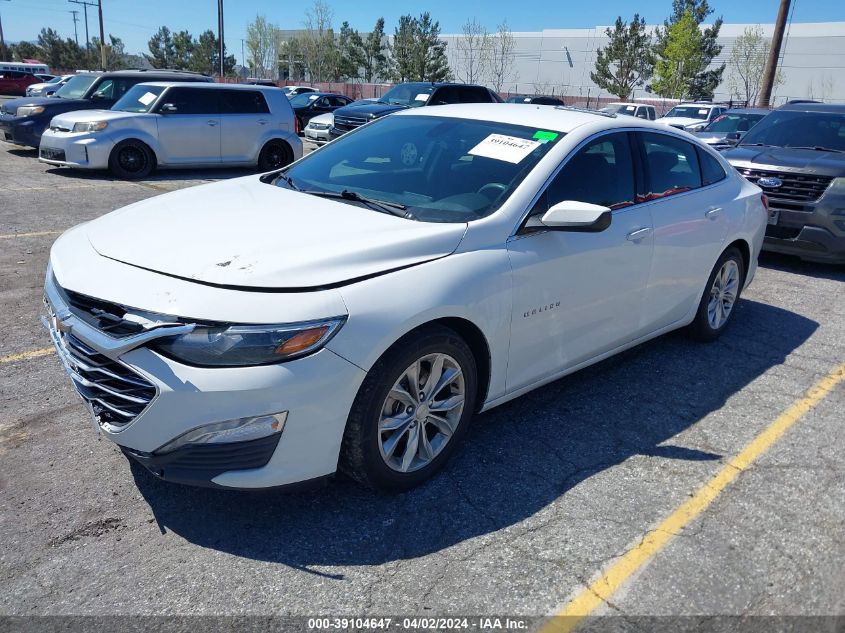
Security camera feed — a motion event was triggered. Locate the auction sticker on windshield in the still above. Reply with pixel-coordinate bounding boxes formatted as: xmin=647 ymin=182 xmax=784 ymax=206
xmin=469 ymin=134 xmax=541 ymax=164
xmin=138 ymin=92 xmax=157 ymax=106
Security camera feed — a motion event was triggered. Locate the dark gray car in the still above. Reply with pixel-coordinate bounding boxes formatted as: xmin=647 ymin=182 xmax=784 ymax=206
xmin=694 ymin=107 xmax=770 ymax=151
xmin=723 ymin=102 xmax=845 ymax=264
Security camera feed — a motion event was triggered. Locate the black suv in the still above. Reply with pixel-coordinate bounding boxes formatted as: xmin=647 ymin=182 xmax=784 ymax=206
xmin=723 ymin=102 xmax=845 ymax=264
xmin=329 ymin=82 xmax=502 ymax=139
xmin=0 ymin=69 xmax=213 ymax=148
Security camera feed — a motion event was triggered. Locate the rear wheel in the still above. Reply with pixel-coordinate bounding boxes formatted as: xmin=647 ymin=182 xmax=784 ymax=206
xmin=108 ymin=140 xmax=154 ymax=180
xmin=257 ymin=140 xmax=293 ymax=172
xmin=688 ymin=247 xmax=745 ymax=341
xmin=340 ymin=325 xmax=478 ymax=492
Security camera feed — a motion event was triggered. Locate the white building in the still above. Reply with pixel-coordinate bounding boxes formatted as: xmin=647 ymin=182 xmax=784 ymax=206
xmin=442 ymin=22 xmax=845 ymax=104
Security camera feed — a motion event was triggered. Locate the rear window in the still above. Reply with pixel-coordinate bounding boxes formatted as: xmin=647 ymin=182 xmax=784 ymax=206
xmin=220 ymin=90 xmax=270 ymax=114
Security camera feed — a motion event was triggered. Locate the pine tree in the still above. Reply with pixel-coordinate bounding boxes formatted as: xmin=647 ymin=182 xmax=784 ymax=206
xmin=362 ymin=17 xmax=388 ymax=83
xmin=413 ymin=13 xmax=450 ymax=82
xmin=590 ymin=14 xmax=654 ymax=101
xmin=146 ymin=26 xmax=175 ymax=69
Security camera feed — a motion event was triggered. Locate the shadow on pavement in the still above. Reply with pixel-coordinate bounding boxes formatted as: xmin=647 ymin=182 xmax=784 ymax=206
xmin=44 ymin=165 xmax=256 ymax=184
xmin=132 ymin=298 xmax=817 ymax=573
xmin=758 ymin=251 xmax=845 ymax=282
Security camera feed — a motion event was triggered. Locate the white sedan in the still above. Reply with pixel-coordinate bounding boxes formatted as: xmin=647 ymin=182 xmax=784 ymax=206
xmin=43 ymin=104 xmax=767 ymax=491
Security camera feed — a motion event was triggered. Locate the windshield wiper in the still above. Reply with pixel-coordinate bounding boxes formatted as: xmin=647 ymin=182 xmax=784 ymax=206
xmin=275 ymin=172 xmax=300 ymax=190
xmin=300 ymin=189 xmax=415 ymax=219
xmin=789 ymin=146 xmax=845 ymax=154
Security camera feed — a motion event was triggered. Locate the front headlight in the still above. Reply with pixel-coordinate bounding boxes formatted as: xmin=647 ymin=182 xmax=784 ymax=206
xmin=16 ymin=106 xmax=45 ymax=117
xmin=72 ymin=121 xmax=108 ymax=133
xmin=151 ymin=317 xmax=346 ymax=367
xmin=826 ymin=177 xmax=845 ymax=197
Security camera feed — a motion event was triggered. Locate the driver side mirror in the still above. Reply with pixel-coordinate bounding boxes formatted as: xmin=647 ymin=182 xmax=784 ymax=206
xmin=159 ymin=103 xmax=178 ymax=113
xmin=726 ymin=132 xmax=741 ymax=141
xmin=540 ymin=200 xmax=612 ymax=232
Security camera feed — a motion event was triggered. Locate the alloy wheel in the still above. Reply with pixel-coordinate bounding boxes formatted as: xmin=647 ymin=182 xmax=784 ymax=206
xmin=118 ymin=146 xmax=147 ymax=174
xmin=378 ymin=353 xmax=465 ymax=473
xmin=707 ymin=259 xmax=740 ymax=330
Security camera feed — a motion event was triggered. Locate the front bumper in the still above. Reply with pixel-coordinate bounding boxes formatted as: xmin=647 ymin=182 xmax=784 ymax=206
xmin=0 ymin=114 xmax=44 ymax=147
xmin=764 ymin=224 xmax=845 ymax=263
xmin=43 ymin=270 xmax=366 ymax=489
xmin=38 ymin=129 xmax=114 ymax=169
xmin=304 ymin=127 xmax=330 ymax=142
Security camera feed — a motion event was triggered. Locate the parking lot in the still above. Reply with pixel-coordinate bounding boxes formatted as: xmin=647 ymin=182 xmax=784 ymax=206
xmin=1 ymin=93 xmax=844 ymax=629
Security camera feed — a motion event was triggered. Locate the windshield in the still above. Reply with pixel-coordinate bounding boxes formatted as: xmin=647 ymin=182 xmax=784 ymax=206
xmin=53 ymin=74 xmax=98 ymax=99
xmin=704 ymin=112 xmax=765 ymax=133
xmin=290 ymin=93 xmax=321 ymax=107
xmin=665 ymin=106 xmax=711 ymax=120
xmin=112 ymin=85 xmax=165 ymax=113
xmin=378 ymin=84 xmax=433 ymax=107
xmin=601 ymin=104 xmax=637 ymax=116
xmin=740 ymin=110 xmax=845 ymax=150
xmin=277 ymin=115 xmax=563 ymax=223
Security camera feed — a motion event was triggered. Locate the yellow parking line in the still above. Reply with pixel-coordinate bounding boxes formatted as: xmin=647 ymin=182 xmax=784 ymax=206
xmin=0 ymin=230 xmax=64 ymax=239
xmin=542 ymin=361 xmax=845 ymax=633
xmin=0 ymin=347 xmax=54 ymax=364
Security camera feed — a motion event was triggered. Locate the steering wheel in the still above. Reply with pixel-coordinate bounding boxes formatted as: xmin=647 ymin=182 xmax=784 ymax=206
xmin=477 ymin=183 xmax=508 ymax=200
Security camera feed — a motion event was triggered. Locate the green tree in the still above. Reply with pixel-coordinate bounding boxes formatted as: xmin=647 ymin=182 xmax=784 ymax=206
xmin=91 ymin=34 xmax=129 ymax=70
xmin=190 ymin=29 xmax=235 ymax=76
xmin=361 ymin=17 xmax=388 ymax=82
xmin=387 ymin=15 xmax=416 ymax=82
xmin=590 ymin=14 xmax=654 ymax=100
xmin=11 ymin=41 xmax=39 ymax=61
xmin=246 ymin=14 xmax=279 ymax=78
xmin=650 ymin=10 xmax=703 ymax=99
xmin=652 ymin=0 xmax=725 ymax=99
xmin=337 ymin=21 xmax=364 ymax=80
xmin=146 ymin=26 xmax=175 ymax=68
xmin=36 ymin=28 xmax=65 ymax=69
xmin=172 ymin=30 xmax=194 ymax=70
xmin=412 ymin=12 xmax=450 ymax=82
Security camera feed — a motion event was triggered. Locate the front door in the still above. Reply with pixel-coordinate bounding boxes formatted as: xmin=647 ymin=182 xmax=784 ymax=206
xmin=155 ymin=87 xmax=221 ymax=165
xmin=506 ymin=132 xmax=655 ymax=391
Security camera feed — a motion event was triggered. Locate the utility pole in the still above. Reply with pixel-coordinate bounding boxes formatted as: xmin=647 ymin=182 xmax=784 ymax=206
xmin=70 ymin=10 xmax=80 ymax=45
xmin=0 ymin=0 xmax=10 ymax=62
xmin=97 ymin=0 xmax=105 ymax=69
xmin=69 ymin=0 xmax=95 ymax=54
xmin=758 ymin=0 xmax=791 ymax=107
xmin=217 ymin=0 xmax=224 ymax=77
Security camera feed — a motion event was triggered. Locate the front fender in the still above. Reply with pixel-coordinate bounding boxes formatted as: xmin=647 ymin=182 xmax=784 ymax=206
xmin=252 ymin=130 xmax=304 ymax=162
xmin=328 ymin=249 xmax=512 ymax=405
xmin=107 ymin=128 xmax=162 ymax=159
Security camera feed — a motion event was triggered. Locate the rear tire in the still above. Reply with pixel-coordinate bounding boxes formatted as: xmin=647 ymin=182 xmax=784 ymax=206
xmin=688 ymin=247 xmax=745 ymax=341
xmin=108 ymin=140 xmax=154 ymax=180
xmin=340 ymin=325 xmax=478 ymax=492
xmin=257 ymin=140 xmax=293 ymax=172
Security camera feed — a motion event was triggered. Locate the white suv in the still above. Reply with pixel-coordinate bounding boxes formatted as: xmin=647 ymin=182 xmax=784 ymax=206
xmin=660 ymin=103 xmax=727 ymax=132
xmin=39 ymin=82 xmax=302 ymax=179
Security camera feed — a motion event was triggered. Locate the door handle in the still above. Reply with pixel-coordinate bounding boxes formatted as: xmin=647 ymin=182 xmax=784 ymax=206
xmin=705 ymin=207 xmax=722 ymax=220
xmin=207 ymin=120 xmax=218 ymax=127
xmin=626 ymin=227 xmax=653 ymax=242
xmin=257 ymin=119 xmax=269 ymax=125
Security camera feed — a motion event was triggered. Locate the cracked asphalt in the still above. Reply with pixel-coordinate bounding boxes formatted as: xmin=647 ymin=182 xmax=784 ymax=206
xmin=1 ymin=98 xmax=844 ymax=627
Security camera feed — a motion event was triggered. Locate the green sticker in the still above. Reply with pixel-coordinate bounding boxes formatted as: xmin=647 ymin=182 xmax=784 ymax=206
xmin=533 ymin=130 xmax=559 ymax=142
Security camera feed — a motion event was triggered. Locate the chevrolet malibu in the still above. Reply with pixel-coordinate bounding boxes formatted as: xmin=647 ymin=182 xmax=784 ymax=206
xmin=44 ymin=105 xmax=767 ymax=491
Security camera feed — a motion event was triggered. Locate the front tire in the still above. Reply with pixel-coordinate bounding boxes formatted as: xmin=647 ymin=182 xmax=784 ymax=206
xmin=340 ymin=325 xmax=478 ymax=492
xmin=108 ymin=140 xmax=154 ymax=180
xmin=688 ymin=247 xmax=745 ymax=341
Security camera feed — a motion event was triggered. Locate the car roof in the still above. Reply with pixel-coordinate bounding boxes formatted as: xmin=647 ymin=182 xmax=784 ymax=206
xmin=292 ymin=91 xmax=346 ymax=97
xmin=137 ymin=81 xmax=276 ymax=90
xmin=392 ymin=103 xmax=667 ymax=134
xmin=93 ymin=69 xmax=210 ymax=79
xmin=721 ymin=107 xmax=771 ymax=115
xmin=607 ymin=102 xmax=646 ymax=107
xmin=777 ymin=102 xmax=845 ymax=114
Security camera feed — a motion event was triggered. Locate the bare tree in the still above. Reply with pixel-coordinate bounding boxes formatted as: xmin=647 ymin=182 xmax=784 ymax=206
xmin=454 ymin=17 xmax=489 ymax=84
xmin=488 ymin=21 xmax=517 ymax=93
xmin=245 ymin=15 xmax=279 ymax=78
xmin=728 ymin=25 xmax=783 ymax=105
xmin=303 ymin=0 xmax=337 ymax=82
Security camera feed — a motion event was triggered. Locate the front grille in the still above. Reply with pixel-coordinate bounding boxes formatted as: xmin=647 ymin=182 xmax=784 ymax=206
xmin=39 ymin=147 xmax=66 ymax=161
xmin=59 ymin=286 xmax=146 ymax=337
xmin=333 ymin=114 xmax=368 ymax=132
xmin=51 ymin=328 xmax=156 ymax=428
xmin=765 ymin=225 xmax=802 ymax=240
xmin=737 ymin=168 xmax=833 ymax=204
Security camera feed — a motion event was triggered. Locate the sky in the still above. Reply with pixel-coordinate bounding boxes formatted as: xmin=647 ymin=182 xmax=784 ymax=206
xmin=2 ymin=0 xmax=843 ymax=63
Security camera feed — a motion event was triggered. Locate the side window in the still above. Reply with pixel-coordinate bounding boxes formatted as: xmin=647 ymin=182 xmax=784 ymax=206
xmin=432 ymin=87 xmax=460 ymax=105
xmin=111 ymin=79 xmax=137 ymax=100
xmin=219 ymin=90 xmax=269 ymax=114
xmin=91 ymin=79 xmax=114 ymax=99
xmin=636 ymin=107 xmax=649 ymax=119
xmin=461 ymin=86 xmax=494 ymax=103
xmin=648 ymin=108 xmax=656 ymax=121
xmin=162 ymin=88 xmax=218 ymax=115
xmin=697 ymin=147 xmax=727 ymax=186
xmin=640 ymin=132 xmax=702 ymax=200
xmin=541 ymin=132 xmax=637 ymax=212
xmin=316 ymin=97 xmax=331 ymax=108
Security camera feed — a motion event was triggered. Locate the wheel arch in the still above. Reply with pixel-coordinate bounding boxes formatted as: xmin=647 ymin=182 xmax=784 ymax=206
xmin=109 ymin=136 xmax=158 ymax=169
xmin=725 ymin=237 xmax=751 ymax=283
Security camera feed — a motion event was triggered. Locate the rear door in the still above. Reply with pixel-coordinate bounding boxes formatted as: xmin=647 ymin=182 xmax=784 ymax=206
xmin=636 ymin=131 xmax=730 ymax=330
xmin=219 ymin=89 xmax=271 ymax=163
xmin=155 ymin=87 xmax=221 ymax=165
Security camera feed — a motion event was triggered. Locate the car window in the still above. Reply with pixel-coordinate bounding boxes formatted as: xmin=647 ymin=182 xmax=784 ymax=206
xmin=697 ymin=147 xmax=727 ymax=186
xmin=90 ymin=79 xmax=115 ymax=99
xmin=640 ymin=132 xmax=702 ymax=200
xmin=112 ymin=85 xmax=166 ymax=113
xmin=330 ymin=96 xmax=349 ymax=107
xmin=161 ymin=88 xmax=218 ymax=114
xmin=539 ymin=132 xmax=636 ymax=212
xmin=316 ymin=97 xmax=331 ymax=108
xmin=664 ymin=106 xmax=710 ymax=120
xmin=431 ymin=87 xmax=461 ymax=105
xmin=739 ymin=110 xmax=845 ymax=151
xmin=54 ymin=74 xmax=98 ymax=99
xmin=636 ymin=107 xmax=649 ymax=119
xmin=219 ymin=89 xmax=270 ymax=114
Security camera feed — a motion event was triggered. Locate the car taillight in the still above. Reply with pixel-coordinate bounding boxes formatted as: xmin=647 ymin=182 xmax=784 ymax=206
xmin=294 ymin=117 xmax=300 ymax=135
xmin=761 ymin=193 xmax=769 ymax=211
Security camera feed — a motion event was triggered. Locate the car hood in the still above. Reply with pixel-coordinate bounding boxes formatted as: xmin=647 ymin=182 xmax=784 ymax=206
xmin=50 ymin=109 xmax=144 ymax=128
xmin=334 ymin=102 xmax=407 ymax=119
xmin=307 ymin=112 xmax=333 ymax=125
xmin=85 ymin=176 xmax=468 ymax=290
xmin=723 ymin=146 xmax=845 ymax=178
xmin=659 ymin=117 xmax=707 ymax=128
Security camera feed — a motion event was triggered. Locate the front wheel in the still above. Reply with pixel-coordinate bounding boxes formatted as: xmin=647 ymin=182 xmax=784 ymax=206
xmin=688 ymin=247 xmax=745 ymax=341
xmin=340 ymin=326 xmax=478 ymax=492
xmin=108 ymin=140 xmax=154 ymax=180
